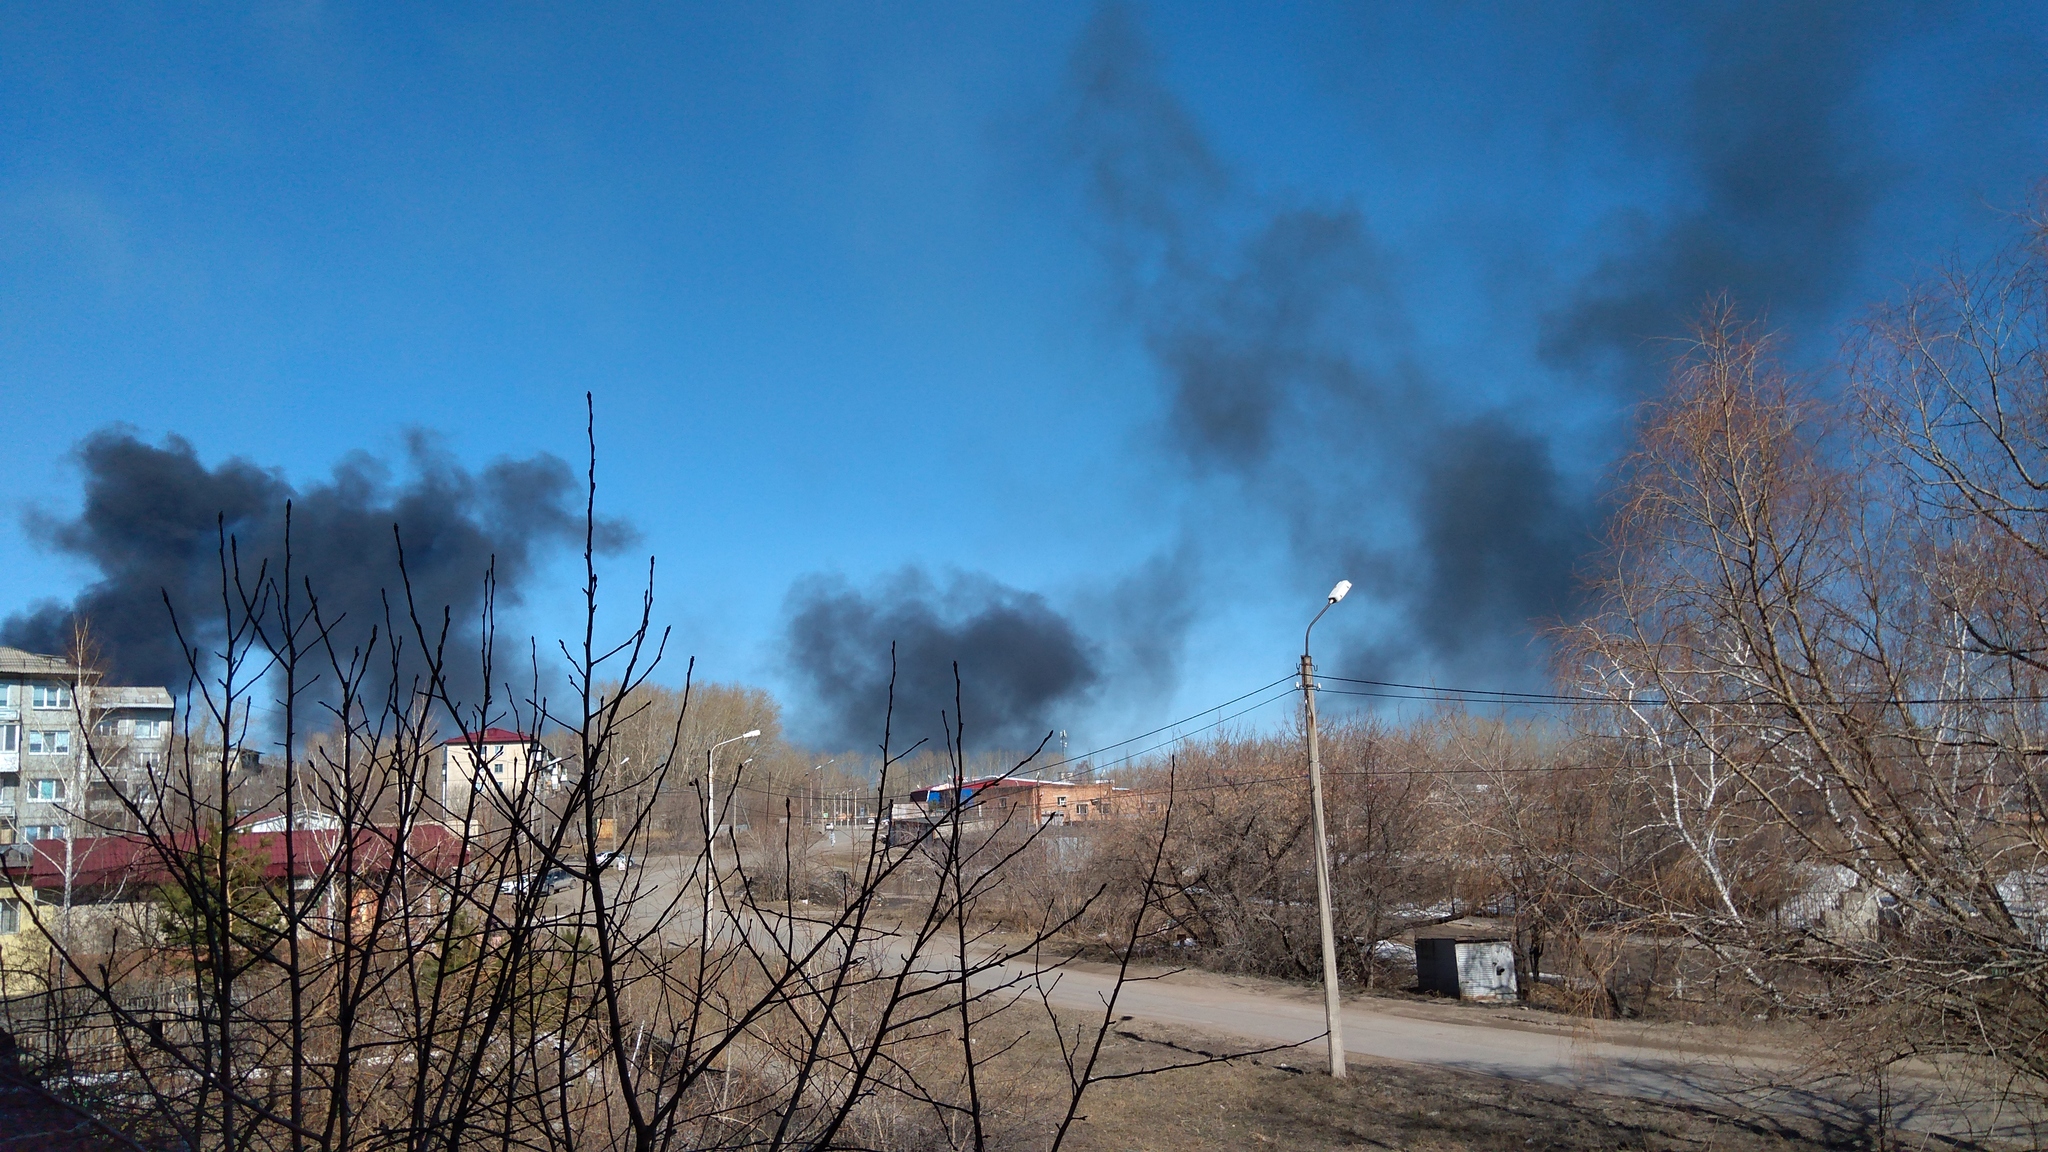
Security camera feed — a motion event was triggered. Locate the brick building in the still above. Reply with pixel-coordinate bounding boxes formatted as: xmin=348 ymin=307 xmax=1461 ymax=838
xmin=917 ymin=776 xmax=1126 ymax=826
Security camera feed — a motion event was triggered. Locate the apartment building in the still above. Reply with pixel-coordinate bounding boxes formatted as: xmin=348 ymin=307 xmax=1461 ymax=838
xmin=0 ymin=647 xmax=175 ymax=846
xmin=437 ymin=728 xmax=551 ymax=831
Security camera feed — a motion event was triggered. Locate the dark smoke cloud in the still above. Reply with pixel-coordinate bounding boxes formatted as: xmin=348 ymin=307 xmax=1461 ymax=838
xmin=5 ymin=428 xmax=632 ymax=706
xmin=1543 ymin=2 xmax=1892 ymax=379
xmin=1407 ymin=418 xmax=1586 ymax=664
xmin=1062 ymin=3 xmax=1589 ymax=684
xmin=1052 ymin=1 xmax=1939 ymax=685
xmin=777 ymin=1 xmax=1987 ymax=733
xmin=784 ymin=568 xmax=1101 ymax=753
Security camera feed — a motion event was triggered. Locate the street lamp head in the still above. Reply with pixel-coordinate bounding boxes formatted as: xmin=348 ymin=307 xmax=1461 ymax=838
xmin=742 ymin=729 xmax=762 ymax=740
xmin=1327 ymin=580 xmax=1352 ymax=605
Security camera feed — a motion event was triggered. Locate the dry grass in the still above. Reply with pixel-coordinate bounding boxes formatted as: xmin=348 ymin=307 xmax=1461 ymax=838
xmin=1045 ymin=1019 xmax=1973 ymax=1152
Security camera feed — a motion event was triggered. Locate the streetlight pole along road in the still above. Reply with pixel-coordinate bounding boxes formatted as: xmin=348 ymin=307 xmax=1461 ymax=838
xmin=1303 ymin=579 xmax=1351 ymax=1079
xmin=705 ymin=730 xmax=761 ymax=913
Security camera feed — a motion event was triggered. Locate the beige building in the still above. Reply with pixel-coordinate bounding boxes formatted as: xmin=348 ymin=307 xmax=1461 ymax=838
xmin=0 ymin=647 xmax=175 ymax=846
xmin=438 ymin=728 xmax=549 ymax=827
xmin=0 ymin=879 xmax=50 ymax=996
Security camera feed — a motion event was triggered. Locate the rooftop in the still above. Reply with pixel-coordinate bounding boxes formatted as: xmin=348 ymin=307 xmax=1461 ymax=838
xmin=442 ymin=727 xmax=535 ymax=747
xmin=0 ymin=649 xmax=176 ymax=700
xmin=0 ymin=647 xmax=78 ymax=678
xmin=87 ymin=686 xmax=174 ymax=709
xmin=15 ymin=824 xmax=464 ymax=890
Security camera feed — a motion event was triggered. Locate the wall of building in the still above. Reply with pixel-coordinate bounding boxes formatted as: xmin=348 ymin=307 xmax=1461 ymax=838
xmin=437 ymin=736 xmax=544 ymax=833
xmin=0 ymin=881 xmax=50 ymax=997
xmin=0 ymin=650 xmax=174 ymax=847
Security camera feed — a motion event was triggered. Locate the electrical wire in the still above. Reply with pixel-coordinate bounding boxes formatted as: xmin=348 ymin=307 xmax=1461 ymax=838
xmin=1316 ymin=675 xmax=2048 ymax=709
xmin=1026 ymin=673 xmax=1296 ymax=779
xmin=717 ymin=676 xmax=1303 ymax=805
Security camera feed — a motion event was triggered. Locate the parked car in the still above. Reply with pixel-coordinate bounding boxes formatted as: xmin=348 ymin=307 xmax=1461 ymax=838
xmin=594 ymin=850 xmax=638 ymax=871
xmin=499 ymin=867 xmax=576 ymax=896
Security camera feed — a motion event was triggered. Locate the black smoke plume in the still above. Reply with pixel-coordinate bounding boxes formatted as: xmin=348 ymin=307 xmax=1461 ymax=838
xmin=1052 ymin=1 xmax=1962 ymax=686
xmin=1542 ymin=1 xmax=1891 ymax=380
xmin=5 ymin=428 xmax=632 ymax=706
xmin=784 ymin=568 xmax=1101 ymax=753
xmin=1062 ymin=4 xmax=1593 ymax=684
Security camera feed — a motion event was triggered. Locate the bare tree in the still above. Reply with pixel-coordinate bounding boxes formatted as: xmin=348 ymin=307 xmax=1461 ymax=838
xmin=1564 ymin=217 xmax=2048 ymax=1094
xmin=1 ymin=400 xmax=1219 ymax=1152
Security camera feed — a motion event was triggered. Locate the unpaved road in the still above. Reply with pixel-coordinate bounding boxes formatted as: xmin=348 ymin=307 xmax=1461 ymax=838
xmin=596 ymin=853 xmax=2044 ymax=1147
xmin=1012 ymin=952 xmax=2040 ymax=1146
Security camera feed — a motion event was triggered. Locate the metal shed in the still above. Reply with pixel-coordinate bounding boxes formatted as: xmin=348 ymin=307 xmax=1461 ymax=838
xmin=1415 ymin=936 xmax=1518 ymax=1001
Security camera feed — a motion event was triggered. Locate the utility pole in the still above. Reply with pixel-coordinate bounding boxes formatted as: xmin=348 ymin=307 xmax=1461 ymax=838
xmin=1302 ymin=579 xmax=1352 ymax=1079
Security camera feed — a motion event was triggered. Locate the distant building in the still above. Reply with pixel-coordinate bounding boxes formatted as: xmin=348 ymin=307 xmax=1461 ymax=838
xmin=0 ymin=647 xmax=174 ymax=847
xmin=897 ymin=776 xmax=1126 ymax=837
xmin=13 ymin=826 xmax=461 ymax=901
xmin=438 ymin=728 xmax=549 ymax=829
xmin=0 ymin=825 xmax=463 ymax=973
xmin=0 ymin=877 xmax=48 ymax=996
xmin=237 ymin=809 xmax=344 ymax=835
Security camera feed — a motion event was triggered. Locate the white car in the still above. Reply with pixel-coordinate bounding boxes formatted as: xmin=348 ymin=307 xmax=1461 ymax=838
xmin=500 ymin=868 xmax=575 ymax=896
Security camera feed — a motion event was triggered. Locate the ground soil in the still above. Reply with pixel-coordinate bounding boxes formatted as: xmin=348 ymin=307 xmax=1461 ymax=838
xmin=1049 ymin=1019 xmax=1966 ymax=1152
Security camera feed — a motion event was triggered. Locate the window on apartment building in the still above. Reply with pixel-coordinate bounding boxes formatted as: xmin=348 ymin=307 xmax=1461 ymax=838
xmin=26 ymin=778 xmax=64 ymax=801
xmin=31 ymin=684 xmax=71 ymax=710
xmin=23 ymin=825 xmax=66 ymax=842
xmin=1076 ymin=803 xmax=1089 ymax=817
xmin=1056 ymin=795 xmax=1067 ymax=806
xmin=1 ymin=724 xmax=16 ymax=752
xmin=26 ymin=731 xmax=70 ymax=755
xmin=0 ymin=897 xmax=18 ymax=934
xmin=134 ymin=719 xmax=162 ymax=740
xmin=94 ymin=719 xmax=118 ymax=736
xmin=86 ymin=782 xmax=121 ymax=804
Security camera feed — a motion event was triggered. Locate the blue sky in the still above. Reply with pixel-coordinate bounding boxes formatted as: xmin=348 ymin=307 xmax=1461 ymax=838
xmin=4 ymin=3 xmax=2044 ymax=752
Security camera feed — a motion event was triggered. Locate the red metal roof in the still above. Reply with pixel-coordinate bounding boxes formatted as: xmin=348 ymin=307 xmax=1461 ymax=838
xmin=442 ymin=728 xmax=533 ymax=747
xmin=18 ymin=824 xmax=464 ymax=891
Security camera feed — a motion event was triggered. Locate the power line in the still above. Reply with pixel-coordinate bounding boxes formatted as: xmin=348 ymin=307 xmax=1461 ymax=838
xmin=1317 ymin=675 xmax=2048 ymax=709
xmin=1032 ymin=681 xmax=1301 ymax=783
xmin=1026 ymin=673 xmax=1297 ymax=781
xmin=718 ymin=677 xmax=1303 ymax=805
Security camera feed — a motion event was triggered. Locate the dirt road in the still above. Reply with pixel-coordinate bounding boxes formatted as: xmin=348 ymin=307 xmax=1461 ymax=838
xmin=601 ymin=854 xmax=2041 ymax=1147
xmin=1020 ymin=954 xmax=2037 ymax=1146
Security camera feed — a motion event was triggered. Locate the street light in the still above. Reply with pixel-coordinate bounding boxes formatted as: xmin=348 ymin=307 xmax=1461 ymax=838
xmin=811 ymin=759 xmax=835 ymax=827
xmin=705 ymin=730 xmax=762 ymax=912
xmin=1303 ymin=579 xmax=1351 ymax=1078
